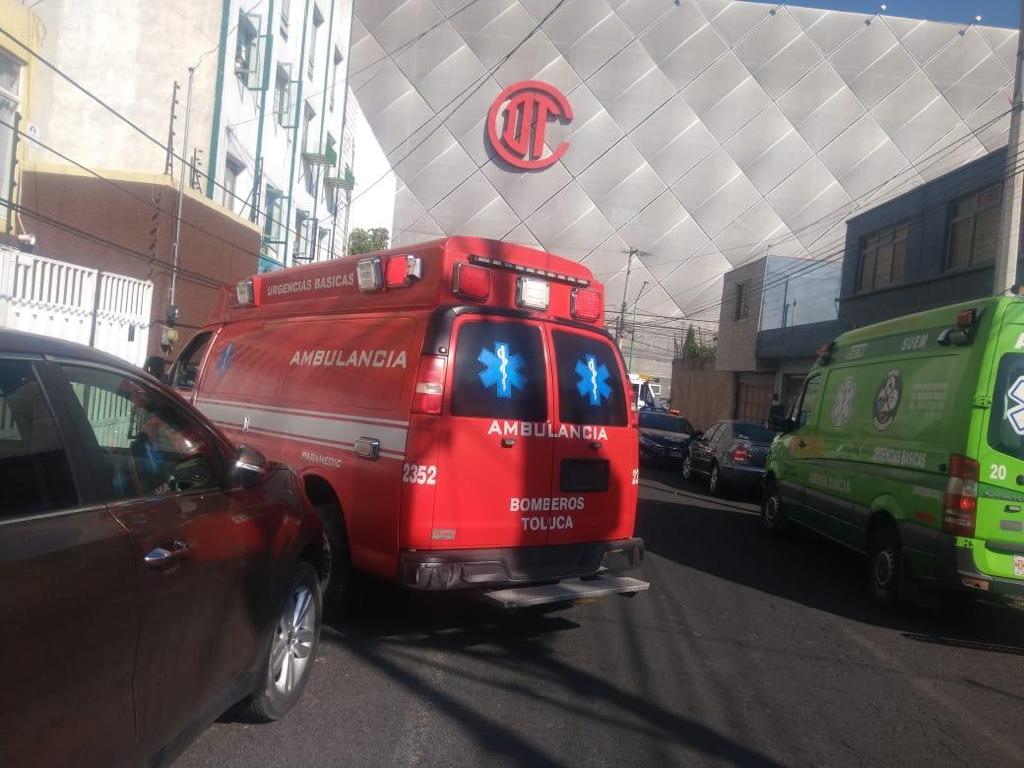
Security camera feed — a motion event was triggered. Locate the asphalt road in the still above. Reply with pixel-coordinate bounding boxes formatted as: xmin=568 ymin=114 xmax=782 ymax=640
xmin=178 ymin=469 xmax=1024 ymax=767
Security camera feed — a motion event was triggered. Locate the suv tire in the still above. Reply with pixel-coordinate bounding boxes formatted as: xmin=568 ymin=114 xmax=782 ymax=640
xmin=237 ymin=561 xmax=322 ymax=722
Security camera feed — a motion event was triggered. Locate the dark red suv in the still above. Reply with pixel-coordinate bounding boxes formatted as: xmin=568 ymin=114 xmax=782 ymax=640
xmin=0 ymin=329 xmax=329 ymax=767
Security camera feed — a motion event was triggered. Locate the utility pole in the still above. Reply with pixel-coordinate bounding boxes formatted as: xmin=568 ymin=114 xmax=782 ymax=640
xmin=164 ymin=81 xmax=179 ymax=176
xmin=165 ymin=66 xmax=194 ymax=353
xmin=628 ymin=280 xmax=649 ymax=370
xmin=616 ymin=248 xmax=650 ymax=343
xmin=995 ymin=0 xmax=1024 ymax=294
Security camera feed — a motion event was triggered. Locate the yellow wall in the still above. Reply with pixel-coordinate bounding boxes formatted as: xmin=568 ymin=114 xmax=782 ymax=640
xmin=1 ymin=0 xmax=43 ymax=234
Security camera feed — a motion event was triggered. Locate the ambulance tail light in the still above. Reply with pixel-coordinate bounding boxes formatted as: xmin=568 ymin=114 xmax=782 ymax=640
xmin=516 ymin=276 xmax=550 ymax=311
xmin=412 ymin=356 xmax=446 ymax=415
xmin=385 ymin=254 xmax=423 ymax=288
xmin=943 ymin=454 xmax=979 ymax=537
xmin=571 ymin=288 xmax=602 ymax=322
xmin=452 ymin=263 xmax=491 ymax=301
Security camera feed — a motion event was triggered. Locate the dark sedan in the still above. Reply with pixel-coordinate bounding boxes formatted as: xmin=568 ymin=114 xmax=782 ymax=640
xmin=0 ymin=330 xmax=329 ymax=768
xmin=683 ymin=420 xmax=775 ymax=497
xmin=638 ymin=410 xmax=695 ymax=467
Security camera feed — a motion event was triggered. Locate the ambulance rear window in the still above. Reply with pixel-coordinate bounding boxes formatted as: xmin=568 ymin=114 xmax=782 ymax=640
xmin=450 ymin=321 xmax=547 ymax=420
xmin=552 ymin=331 xmax=627 ymax=427
xmin=989 ymin=353 xmax=1024 ymax=460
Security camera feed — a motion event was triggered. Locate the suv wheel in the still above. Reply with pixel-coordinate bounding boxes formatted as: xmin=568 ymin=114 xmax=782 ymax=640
xmin=708 ymin=463 xmax=721 ymax=496
xmin=237 ymin=561 xmax=322 ymax=722
xmin=867 ymin=523 xmax=902 ymax=610
xmin=762 ymin=484 xmax=788 ymax=536
xmin=682 ymin=456 xmax=693 ymax=481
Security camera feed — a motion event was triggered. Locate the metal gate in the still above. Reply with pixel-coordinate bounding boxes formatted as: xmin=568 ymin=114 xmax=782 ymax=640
xmin=735 ymin=373 xmax=774 ymax=423
xmin=0 ymin=247 xmax=153 ymax=366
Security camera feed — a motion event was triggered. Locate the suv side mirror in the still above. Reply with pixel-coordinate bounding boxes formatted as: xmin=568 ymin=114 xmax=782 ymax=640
xmin=233 ymin=444 xmax=269 ymax=488
xmin=144 ymin=355 xmax=168 ymax=383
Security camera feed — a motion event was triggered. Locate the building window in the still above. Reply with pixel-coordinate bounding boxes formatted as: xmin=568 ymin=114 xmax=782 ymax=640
xmin=734 ymin=282 xmax=749 ymax=321
xmin=858 ymin=223 xmax=909 ymax=293
xmin=317 ymin=227 xmax=330 ymax=261
xmin=280 ymin=0 xmax=290 ymax=38
xmin=223 ymin=156 xmax=244 ymax=214
xmin=264 ymin=187 xmax=284 ymax=245
xmin=948 ymin=183 xmax=1002 ymax=272
xmin=274 ymin=64 xmax=291 ymax=127
xmin=302 ymin=101 xmax=316 ymax=152
xmin=235 ymin=12 xmax=260 ymax=87
xmin=294 ymin=210 xmax=310 ymax=261
xmin=0 ymin=51 xmax=21 ymax=215
xmin=308 ymin=5 xmax=324 ymax=80
xmin=331 ymin=47 xmax=343 ymax=111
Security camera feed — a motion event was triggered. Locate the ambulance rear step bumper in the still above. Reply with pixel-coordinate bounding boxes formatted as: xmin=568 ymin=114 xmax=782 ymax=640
xmin=480 ymin=575 xmax=649 ymax=609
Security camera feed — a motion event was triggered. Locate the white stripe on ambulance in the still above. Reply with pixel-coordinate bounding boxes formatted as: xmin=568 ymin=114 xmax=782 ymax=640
xmin=197 ymin=399 xmax=408 ymax=458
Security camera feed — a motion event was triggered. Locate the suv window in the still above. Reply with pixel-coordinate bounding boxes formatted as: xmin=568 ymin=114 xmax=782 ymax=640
xmin=451 ymin=321 xmax=547 ymax=421
xmin=63 ymin=366 xmax=224 ymax=501
xmin=553 ymin=331 xmax=626 ymax=426
xmin=0 ymin=360 xmax=78 ymax=517
xmin=989 ymin=353 xmax=1024 ymax=460
xmin=734 ymin=422 xmax=775 ymax=443
xmin=703 ymin=423 xmax=721 ymax=442
xmin=639 ymin=412 xmax=693 ymax=433
xmin=172 ymin=331 xmax=213 ymax=390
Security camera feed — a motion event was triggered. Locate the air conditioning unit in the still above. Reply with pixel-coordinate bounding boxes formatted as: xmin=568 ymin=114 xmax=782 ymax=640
xmin=302 ymin=136 xmax=335 ymax=166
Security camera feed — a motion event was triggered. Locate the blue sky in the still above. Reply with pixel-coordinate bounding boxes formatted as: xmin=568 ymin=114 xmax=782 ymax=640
xmin=748 ymin=0 xmax=1019 ymax=28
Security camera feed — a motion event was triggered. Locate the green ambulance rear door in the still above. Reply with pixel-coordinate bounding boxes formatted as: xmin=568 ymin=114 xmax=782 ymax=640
xmin=974 ymin=302 xmax=1024 ymax=582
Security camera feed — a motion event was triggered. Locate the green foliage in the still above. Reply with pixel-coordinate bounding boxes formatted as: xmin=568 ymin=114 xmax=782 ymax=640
xmin=348 ymin=227 xmax=390 ymax=256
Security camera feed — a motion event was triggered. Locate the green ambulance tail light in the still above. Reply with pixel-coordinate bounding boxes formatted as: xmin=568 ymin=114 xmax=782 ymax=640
xmin=943 ymin=454 xmax=979 ymax=537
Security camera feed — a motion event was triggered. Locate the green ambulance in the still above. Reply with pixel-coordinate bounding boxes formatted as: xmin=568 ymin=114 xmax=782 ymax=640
xmin=764 ymin=296 xmax=1024 ymax=608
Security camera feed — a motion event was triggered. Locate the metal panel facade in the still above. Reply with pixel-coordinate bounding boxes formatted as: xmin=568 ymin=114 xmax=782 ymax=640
xmin=352 ymin=0 xmax=1014 ymax=326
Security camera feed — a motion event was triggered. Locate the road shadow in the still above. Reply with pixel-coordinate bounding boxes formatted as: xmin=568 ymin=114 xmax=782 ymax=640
xmin=640 ymin=470 xmax=1024 ymax=654
xmin=322 ymin=581 xmax=784 ymax=768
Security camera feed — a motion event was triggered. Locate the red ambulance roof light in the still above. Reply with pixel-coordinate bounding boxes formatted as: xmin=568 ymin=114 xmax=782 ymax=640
xmin=236 ymin=278 xmax=258 ymax=306
xmin=385 ymin=254 xmax=423 ymax=288
xmin=571 ymin=288 xmax=602 ymax=322
xmin=452 ymin=263 xmax=491 ymax=301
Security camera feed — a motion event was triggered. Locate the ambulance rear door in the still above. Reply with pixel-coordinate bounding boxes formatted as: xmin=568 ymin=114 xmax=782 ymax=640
xmin=547 ymin=327 xmax=637 ymax=545
xmin=432 ymin=316 xmax=554 ymax=549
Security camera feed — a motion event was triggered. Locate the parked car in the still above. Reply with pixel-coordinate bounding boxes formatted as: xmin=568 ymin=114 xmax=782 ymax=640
xmin=639 ymin=410 xmax=695 ymax=467
xmin=683 ymin=420 xmax=775 ymax=496
xmin=764 ymin=297 xmax=1024 ymax=608
xmin=0 ymin=329 xmax=329 ymax=768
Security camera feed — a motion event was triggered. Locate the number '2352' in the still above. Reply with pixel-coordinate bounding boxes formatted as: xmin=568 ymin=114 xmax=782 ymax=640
xmin=403 ymin=464 xmax=437 ymax=485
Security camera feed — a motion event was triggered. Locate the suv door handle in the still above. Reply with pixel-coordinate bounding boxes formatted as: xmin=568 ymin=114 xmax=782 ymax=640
xmin=798 ymin=440 xmax=807 ymax=448
xmin=144 ymin=541 xmax=188 ymax=567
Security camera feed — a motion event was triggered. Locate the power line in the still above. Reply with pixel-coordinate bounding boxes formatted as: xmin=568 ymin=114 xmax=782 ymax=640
xmin=0 ymin=25 xmax=315 ymax=252
xmin=2 ymin=197 xmax=229 ymax=291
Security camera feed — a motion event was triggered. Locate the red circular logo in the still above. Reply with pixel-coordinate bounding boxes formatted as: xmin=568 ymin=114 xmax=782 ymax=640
xmin=487 ymin=80 xmax=574 ymax=171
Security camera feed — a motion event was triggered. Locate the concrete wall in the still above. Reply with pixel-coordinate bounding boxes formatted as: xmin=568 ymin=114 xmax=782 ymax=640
xmin=1 ymin=0 xmax=44 ymax=235
xmin=21 ymin=169 xmax=260 ymax=356
xmin=715 ymin=257 xmax=766 ymax=372
xmin=839 ymin=148 xmax=1006 ymax=328
xmin=670 ymin=357 xmax=736 ymax=432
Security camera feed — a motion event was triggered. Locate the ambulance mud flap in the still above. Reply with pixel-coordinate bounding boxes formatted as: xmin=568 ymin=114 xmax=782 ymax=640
xmin=480 ymin=575 xmax=649 ymax=609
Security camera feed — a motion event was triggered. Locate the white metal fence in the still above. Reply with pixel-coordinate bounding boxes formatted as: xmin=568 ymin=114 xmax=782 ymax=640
xmin=0 ymin=247 xmax=153 ymax=366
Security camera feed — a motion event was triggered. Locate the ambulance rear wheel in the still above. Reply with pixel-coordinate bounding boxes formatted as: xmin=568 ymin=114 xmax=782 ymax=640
xmin=316 ymin=502 xmax=355 ymax=617
xmin=867 ymin=521 xmax=902 ymax=610
xmin=762 ymin=482 xmax=788 ymax=536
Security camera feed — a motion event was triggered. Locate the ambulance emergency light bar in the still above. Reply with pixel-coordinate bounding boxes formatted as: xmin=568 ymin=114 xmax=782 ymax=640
xmin=467 ymin=254 xmax=590 ymax=287
xmin=357 ymin=254 xmax=423 ymax=291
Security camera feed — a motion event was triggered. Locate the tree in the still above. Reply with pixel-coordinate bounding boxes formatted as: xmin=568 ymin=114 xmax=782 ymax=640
xmin=683 ymin=325 xmax=698 ymax=358
xmin=348 ymin=227 xmax=390 ymax=256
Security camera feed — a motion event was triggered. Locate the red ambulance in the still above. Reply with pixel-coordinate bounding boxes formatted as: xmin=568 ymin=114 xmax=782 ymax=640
xmin=170 ymin=237 xmax=646 ymax=608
